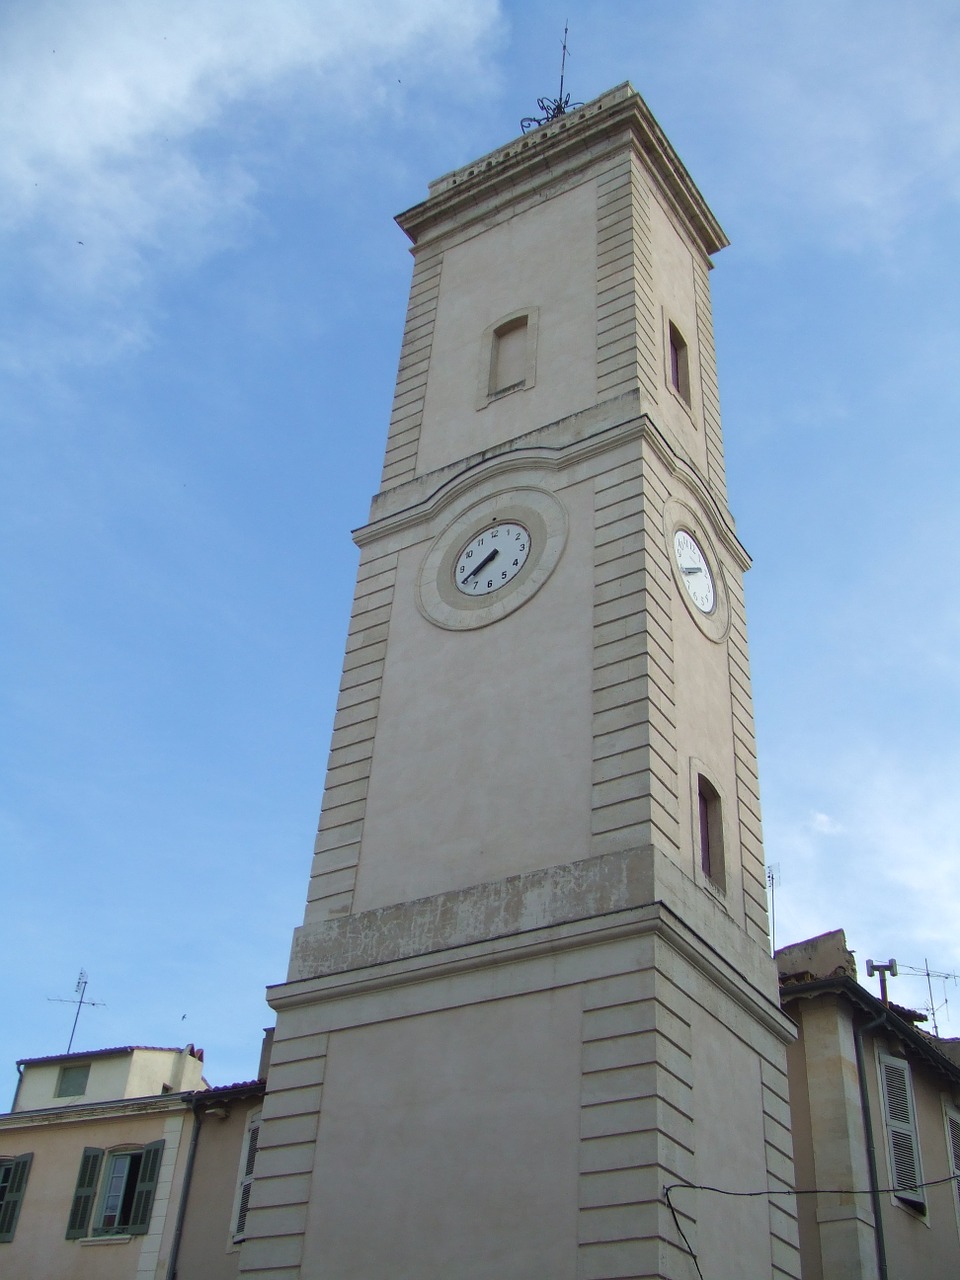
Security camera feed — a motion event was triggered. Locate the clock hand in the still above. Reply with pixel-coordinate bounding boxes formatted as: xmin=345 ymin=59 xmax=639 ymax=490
xmin=681 ymin=565 xmax=703 ymax=575
xmin=461 ymin=547 xmax=499 ymax=583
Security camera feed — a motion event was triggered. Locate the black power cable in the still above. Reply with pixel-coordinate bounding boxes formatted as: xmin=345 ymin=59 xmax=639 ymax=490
xmin=662 ymin=1173 xmax=960 ymax=1280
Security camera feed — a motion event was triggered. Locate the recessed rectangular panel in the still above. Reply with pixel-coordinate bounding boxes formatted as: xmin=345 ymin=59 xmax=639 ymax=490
xmin=302 ymin=989 xmax=581 ymax=1280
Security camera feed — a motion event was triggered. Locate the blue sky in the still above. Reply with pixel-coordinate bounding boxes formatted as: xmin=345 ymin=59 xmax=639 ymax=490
xmin=3 ymin=0 xmax=959 ymax=1093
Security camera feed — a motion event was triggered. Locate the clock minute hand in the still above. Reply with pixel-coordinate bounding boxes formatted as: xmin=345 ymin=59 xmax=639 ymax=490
xmin=462 ymin=547 xmax=499 ymax=583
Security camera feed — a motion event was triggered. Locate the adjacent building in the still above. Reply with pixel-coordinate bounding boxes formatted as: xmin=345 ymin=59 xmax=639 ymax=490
xmin=779 ymin=930 xmax=960 ymax=1280
xmin=0 ymin=1042 xmax=266 ymax=1280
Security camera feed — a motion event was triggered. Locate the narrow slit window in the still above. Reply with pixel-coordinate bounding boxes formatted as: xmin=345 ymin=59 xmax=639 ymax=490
xmin=477 ymin=308 xmax=538 ymax=409
xmin=669 ymin=322 xmax=691 ymax=406
xmin=698 ymin=775 xmax=724 ymax=889
xmin=490 ymin=316 xmax=528 ymax=396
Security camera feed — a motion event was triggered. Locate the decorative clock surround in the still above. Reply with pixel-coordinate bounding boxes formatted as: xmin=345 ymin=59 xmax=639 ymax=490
xmin=663 ymin=496 xmax=730 ymax=642
xmin=416 ymin=486 xmax=567 ymax=630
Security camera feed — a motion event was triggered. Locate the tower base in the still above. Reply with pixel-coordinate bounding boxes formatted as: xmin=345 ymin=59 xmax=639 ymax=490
xmin=241 ymin=848 xmax=800 ymax=1280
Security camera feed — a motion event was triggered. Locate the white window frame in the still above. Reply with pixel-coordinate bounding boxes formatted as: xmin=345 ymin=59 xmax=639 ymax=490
xmin=66 ymin=1141 xmax=164 ymax=1239
xmin=96 ymin=1150 xmax=137 ymax=1234
xmin=877 ymin=1051 xmax=926 ymax=1213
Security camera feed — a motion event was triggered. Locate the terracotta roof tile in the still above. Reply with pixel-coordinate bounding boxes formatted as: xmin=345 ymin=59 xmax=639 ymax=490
xmin=17 ymin=1045 xmax=195 ymax=1067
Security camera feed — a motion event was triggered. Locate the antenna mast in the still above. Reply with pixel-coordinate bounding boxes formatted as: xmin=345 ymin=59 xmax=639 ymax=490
xmin=558 ymin=19 xmax=570 ymax=106
xmin=898 ymin=959 xmax=958 ymax=1036
xmin=520 ymin=21 xmax=584 ymax=133
xmin=48 ymin=969 xmax=105 ymax=1053
xmin=766 ymin=864 xmax=780 ymax=954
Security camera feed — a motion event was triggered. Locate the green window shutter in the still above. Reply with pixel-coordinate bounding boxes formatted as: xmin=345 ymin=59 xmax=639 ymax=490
xmin=127 ymin=1140 xmax=164 ymax=1235
xmin=0 ymin=1154 xmax=33 ymax=1242
xmin=66 ymin=1147 xmax=103 ymax=1239
xmin=879 ymin=1053 xmax=925 ymax=1209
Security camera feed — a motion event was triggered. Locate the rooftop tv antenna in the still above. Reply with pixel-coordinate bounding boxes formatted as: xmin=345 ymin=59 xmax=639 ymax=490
xmin=521 ymin=21 xmax=584 ymax=132
xmin=48 ymin=969 xmax=105 ymax=1053
xmin=898 ymin=959 xmax=958 ymax=1037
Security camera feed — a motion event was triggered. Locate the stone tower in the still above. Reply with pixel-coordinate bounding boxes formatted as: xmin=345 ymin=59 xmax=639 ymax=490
xmin=241 ymin=84 xmax=800 ymax=1280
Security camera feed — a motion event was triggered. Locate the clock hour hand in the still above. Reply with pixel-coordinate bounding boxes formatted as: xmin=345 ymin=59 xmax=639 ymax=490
xmin=461 ymin=547 xmax=499 ymax=584
xmin=681 ymin=565 xmax=702 ymax=575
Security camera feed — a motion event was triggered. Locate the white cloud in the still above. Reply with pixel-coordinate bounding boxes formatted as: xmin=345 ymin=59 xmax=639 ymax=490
xmin=0 ymin=0 xmax=501 ymax=370
xmin=808 ymin=811 xmax=841 ymax=836
xmin=690 ymin=1 xmax=960 ymax=250
xmin=767 ymin=742 xmax=960 ymax=1029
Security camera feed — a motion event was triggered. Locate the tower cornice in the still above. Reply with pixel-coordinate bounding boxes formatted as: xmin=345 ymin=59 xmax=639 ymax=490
xmin=396 ymin=82 xmax=729 ymax=260
xmin=354 ymin=396 xmax=749 ymax=572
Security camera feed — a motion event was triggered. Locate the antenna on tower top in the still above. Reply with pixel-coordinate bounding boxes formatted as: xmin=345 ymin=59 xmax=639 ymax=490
xmin=558 ymin=20 xmax=571 ymax=106
xmin=521 ymin=21 xmax=584 ymax=133
xmin=48 ymin=969 xmax=106 ymax=1053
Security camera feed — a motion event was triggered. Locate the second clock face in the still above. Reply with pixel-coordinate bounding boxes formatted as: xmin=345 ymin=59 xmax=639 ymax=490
xmin=673 ymin=528 xmax=716 ymax=613
xmin=455 ymin=522 xmax=531 ymax=596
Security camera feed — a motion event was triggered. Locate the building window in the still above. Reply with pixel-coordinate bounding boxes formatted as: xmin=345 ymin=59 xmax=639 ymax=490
xmin=668 ymin=321 xmax=691 ymax=406
xmin=55 ymin=1064 xmax=90 ymax=1098
xmin=232 ymin=1110 xmax=261 ymax=1240
xmin=477 ymin=308 xmax=539 ymax=408
xmin=697 ymin=774 xmax=725 ymax=890
xmin=878 ymin=1053 xmax=925 ymax=1212
xmin=491 ymin=316 xmax=528 ymax=395
xmin=0 ymin=1154 xmax=32 ymax=1243
xmin=65 ymin=1141 xmax=164 ymax=1239
xmin=945 ymin=1103 xmax=960 ymax=1220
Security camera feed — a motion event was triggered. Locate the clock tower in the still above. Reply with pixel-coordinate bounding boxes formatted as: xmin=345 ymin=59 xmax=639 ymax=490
xmin=241 ymin=84 xmax=800 ymax=1280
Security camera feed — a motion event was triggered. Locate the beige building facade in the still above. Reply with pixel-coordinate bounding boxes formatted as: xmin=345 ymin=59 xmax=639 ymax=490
xmin=243 ymin=84 xmax=800 ymax=1279
xmin=779 ymin=932 xmax=960 ymax=1280
xmin=0 ymin=1043 xmax=265 ymax=1280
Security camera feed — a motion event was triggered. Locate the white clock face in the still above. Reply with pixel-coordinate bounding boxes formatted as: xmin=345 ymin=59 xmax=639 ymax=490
xmin=673 ymin=529 xmax=715 ymax=614
xmin=455 ymin=522 xmax=531 ymax=596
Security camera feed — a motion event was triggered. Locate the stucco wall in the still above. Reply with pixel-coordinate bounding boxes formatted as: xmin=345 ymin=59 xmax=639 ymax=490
xmin=177 ymin=1098 xmax=261 ymax=1280
xmin=0 ymin=1107 xmax=188 ymax=1280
